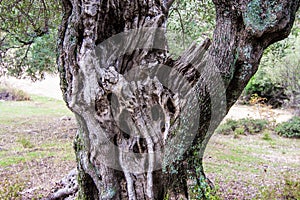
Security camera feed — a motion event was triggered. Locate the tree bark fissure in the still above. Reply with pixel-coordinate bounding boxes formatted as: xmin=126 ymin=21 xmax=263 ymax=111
xmin=57 ymin=0 xmax=300 ymax=199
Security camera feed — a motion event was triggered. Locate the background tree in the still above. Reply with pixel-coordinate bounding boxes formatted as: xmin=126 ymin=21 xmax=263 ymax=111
xmin=0 ymin=0 xmax=60 ymax=80
xmin=57 ymin=0 xmax=300 ymax=199
xmin=167 ymin=0 xmax=215 ymax=56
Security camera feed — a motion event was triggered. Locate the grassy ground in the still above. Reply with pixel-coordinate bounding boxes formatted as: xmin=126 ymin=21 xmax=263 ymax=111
xmin=0 ymin=95 xmax=299 ymax=199
xmin=0 ymin=96 xmax=76 ymax=199
xmin=204 ymin=133 xmax=300 ymax=199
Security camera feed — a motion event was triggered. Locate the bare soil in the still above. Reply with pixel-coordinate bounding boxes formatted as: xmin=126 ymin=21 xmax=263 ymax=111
xmin=204 ymin=134 xmax=300 ymax=199
xmin=0 ymin=116 xmax=77 ymax=199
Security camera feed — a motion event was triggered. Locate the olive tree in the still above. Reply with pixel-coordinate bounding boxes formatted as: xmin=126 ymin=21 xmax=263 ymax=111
xmin=57 ymin=0 xmax=299 ymax=199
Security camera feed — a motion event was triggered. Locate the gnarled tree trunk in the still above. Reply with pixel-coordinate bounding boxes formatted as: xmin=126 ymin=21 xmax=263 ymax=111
xmin=57 ymin=0 xmax=299 ymax=199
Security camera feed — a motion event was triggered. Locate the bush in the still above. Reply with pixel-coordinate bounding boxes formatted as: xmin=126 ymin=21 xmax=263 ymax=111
xmin=0 ymin=83 xmax=30 ymax=101
xmin=216 ymin=118 xmax=268 ymax=136
xmin=215 ymin=119 xmax=238 ymax=135
xmin=275 ymin=116 xmax=300 ymax=138
xmin=243 ymin=74 xmax=288 ymax=108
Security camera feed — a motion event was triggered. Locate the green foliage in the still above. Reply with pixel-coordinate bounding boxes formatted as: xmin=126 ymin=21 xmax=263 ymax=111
xmin=243 ymin=59 xmax=287 ymax=108
xmin=190 ymin=177 xmax=221 ymax=200
xmin=215 ymin=119 xmax=238 ymax=135
xmin=0 ymin=0 xmax=61 ymax=80
xmin=167 ymin=0 xmax=215 ymax=56
xmin=163 ymin=193 xmax=169 ymax=200
xmin=261 ymin=131 xmax=272 ymax=141
xmin=216 ymin=118 xmax=268 ymax=136
xmin=291 ymin=9 xmax=300 ymax=37
xmin=0 ymin=0 xmax=214 ymax=79
xmin=245 ymin=73 xmax=281 ymax=98
xmin=275 ymin=53 xmax=300 ymax=110
xmin=2 ymin=29 xmax=58 ymax=80
xmin=275 ymin=116 xmax=300 ymax=138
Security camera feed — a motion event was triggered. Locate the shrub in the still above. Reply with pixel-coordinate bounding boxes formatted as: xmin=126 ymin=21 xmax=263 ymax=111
xmin=243 ymin=75 xmax=287 ymax=108
xmin=216 ymin=118 xmax=268 ymax=136
xmin=275 ymin=116 xmax=300 ymax=138
xmin=0 ymin=83 xmax=30 ymax=101
xmin=215 ymin=119 xmax=238 ymax=135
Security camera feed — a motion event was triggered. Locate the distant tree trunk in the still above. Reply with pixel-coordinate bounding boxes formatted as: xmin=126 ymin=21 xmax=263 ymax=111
xmin=57 ymin=0 xmax=299 ymax=199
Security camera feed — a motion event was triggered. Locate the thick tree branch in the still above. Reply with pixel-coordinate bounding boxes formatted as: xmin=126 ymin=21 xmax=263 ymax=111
xmin=161 ymin=0 xmax=300 ymax=192
xmin=166 ymin=0 xmax=175 ymax=11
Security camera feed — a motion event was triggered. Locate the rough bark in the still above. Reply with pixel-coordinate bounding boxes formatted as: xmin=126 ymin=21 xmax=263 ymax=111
xmin=57 ymin=0 xmax=300 ymax=199
xmin=47 ymin=168 xmax=78 ymax=200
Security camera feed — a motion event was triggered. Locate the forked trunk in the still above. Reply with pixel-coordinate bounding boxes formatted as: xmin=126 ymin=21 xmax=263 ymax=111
xmin=57 ymin=0 xmax=299 ymax=199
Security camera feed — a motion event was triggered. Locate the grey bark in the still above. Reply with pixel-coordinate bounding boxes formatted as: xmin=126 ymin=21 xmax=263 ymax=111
xmin=57 ymin=0 xmax=300 ymax=199
xmin=47 ymin=168 xmax=78 ymax=200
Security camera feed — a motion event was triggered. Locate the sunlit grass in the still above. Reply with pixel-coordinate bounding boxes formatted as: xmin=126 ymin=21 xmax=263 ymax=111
xmin=0 ymin=95 xmax=72 ymax=125
xmin=0 ymin=94 xmax=75 ymax=168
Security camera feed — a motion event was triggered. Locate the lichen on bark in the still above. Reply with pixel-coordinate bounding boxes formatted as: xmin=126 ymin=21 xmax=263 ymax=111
xmin=244 ymin=0 xmax=283 ymax=32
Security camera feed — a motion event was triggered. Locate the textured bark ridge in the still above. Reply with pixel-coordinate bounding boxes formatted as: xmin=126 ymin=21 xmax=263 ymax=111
xmin=58 ymin=0 xmax=299 ymax=199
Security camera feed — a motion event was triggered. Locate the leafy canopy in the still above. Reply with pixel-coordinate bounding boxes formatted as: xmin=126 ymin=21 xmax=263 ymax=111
xmin=0 ymin=0 xmax=60 ymax=80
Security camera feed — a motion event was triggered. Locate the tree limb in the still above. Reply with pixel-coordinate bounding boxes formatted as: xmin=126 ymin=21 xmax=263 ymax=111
xmin=166 ymin=0 xmax=175 ymax=11
xmin=46 ymin=168 xmax=78 ymax=200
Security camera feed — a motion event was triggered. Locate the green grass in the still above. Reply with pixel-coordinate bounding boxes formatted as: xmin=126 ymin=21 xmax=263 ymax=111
xmin=0 ymin=140 xmax=74 ymax=167
xmin=0 ymin=92 xmax=75 ymax=198
xmin=0 ymin=177 xmax=25 ymax=200
xmin=0 ymin=156 xmax=27 ymax=167
xmin=0 ymin=95 xmax=72 ymax=124
xmin=0 ymin=150 xmax=59 ymax=167
xmin=17 ymin=137 xmax=35 ymax=148
xmin=258 ymin=173 xmax=300 ymax=199
xmin=0 ymin=94 xmax=75 ymax=166
xmin=203 ymin=133 xmax=300 ymax=199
